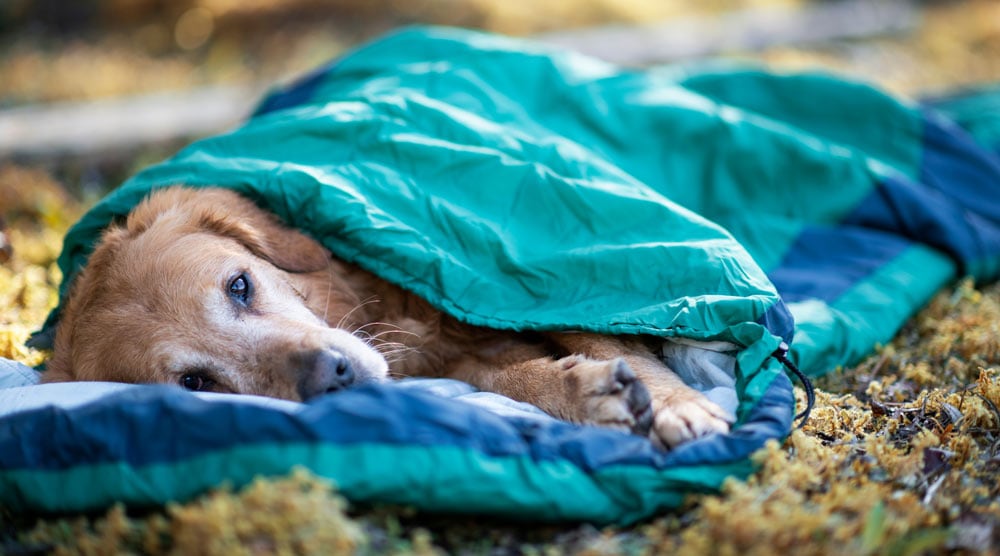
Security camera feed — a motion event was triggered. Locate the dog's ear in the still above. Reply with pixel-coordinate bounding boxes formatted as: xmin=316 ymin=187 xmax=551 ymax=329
xmin=224 ymin=214 xmax=331 ymax=274
xmin=190 ymin=189 xmax=331 ymax=274
xmin=127 ymin=186 xmax=331 ymax=273
xmin=44 ymin=225 xmax=131 ymax=383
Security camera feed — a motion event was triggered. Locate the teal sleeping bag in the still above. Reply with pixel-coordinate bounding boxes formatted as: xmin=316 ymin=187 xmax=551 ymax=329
xmin=5 ymin=26 xmax=1000 ymax=524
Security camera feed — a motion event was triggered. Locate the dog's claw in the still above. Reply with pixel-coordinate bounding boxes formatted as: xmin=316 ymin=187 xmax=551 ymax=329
xmin=650 ymin=395 xmax=732 ymax=449
xmin=632 ymin=402 xmax=654 ymax=437
xmin=563 ymin=357 xmax=655 ymax=437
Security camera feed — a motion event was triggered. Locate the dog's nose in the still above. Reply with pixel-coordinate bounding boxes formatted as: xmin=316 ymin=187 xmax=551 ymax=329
xmin=298 ymin=350 xmax=355 ymax=401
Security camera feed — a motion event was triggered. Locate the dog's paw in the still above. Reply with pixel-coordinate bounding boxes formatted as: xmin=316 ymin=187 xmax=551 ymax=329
xmin=649 ymin=392 xmax=732 ymax=449
xmin=561 ymin=356 xmax=653 ymax=436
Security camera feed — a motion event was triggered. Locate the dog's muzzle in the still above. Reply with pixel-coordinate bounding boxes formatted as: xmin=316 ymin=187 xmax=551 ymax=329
xmin=297 ymin=349 xmax=356 ymax=400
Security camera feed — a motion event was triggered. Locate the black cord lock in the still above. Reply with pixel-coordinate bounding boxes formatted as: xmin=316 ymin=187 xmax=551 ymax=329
xmin=772 ymin=341 xmax=815 ymax=428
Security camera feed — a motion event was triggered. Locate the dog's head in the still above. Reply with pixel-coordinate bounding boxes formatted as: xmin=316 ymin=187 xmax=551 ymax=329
xmin=45 ymin=186 xmax=388 ymax=401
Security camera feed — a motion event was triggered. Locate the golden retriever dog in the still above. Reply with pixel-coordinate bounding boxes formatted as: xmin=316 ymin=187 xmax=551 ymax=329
xmin=44 ymin=186 xmax=732 ymax=448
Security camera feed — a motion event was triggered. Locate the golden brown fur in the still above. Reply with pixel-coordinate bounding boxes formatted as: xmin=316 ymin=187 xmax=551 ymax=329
xmin=45 ymin=186 xmax=731 ymax=448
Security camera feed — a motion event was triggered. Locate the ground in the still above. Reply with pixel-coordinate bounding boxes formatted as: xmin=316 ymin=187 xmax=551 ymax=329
xmin=1 ymin=1 xmax=999 ymax=554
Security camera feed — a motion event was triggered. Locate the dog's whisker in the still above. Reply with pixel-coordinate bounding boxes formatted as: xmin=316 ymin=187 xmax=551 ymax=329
xmin=352 ymin=329 xmax=374 ymax=341
xmin=350 ymin=324 xmax=381 ymax=336
xmin=351 ymin=323 xmax=422 ymax=347
xmin=371 ymin=338 xmax=406 ymax=346
xmin=379 ymin=350 xmax=412 ymax=360
xmin=370 ymin=337 xmax=410 ymax=347
xmin=375 ymin=345 xmax=414 ymax=357
xmin=340 ymin=297 xmax=382 ymax=329
xmin=375 ymin=346 xmax=416 ymax=360
xmin=322 ymin=261 xmax=335 ymax=324
xmin=336 ymin=296 xmax=381 ymax=330
xmin=349 ymin=322 xmax=422 ymax=356
xmin=351 ymin=320 xmax=405 ymax=334
xmin=374 ymin=346 xmax=410 ymax=355
xmin=356 ymin=332 xmax=400 ymax=350
xmin=369 ymin=329 xmax=421 ymax=341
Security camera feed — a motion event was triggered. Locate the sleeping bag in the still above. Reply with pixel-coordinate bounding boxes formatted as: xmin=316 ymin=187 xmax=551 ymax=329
xmin=3 ymin=26 xmax=1000 ymax=525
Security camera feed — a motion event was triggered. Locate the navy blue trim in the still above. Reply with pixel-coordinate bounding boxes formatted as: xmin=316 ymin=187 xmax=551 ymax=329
xmin=922 ymin=90 xmax=1000 ymax=157
xmin=253 ymin=62 xmax=334 ymax=117
xmin=768 ymin=108 xmax=1000 ymax=303
xmin=756 ymin=299 xmax=795 ymax=344
xmin=0 ymin=376 xmax=792 ymax=473
xmin=842 ymin=173 xmax=1000 ymax=276
xmin=921 ymin=110 xmax=1000 ymax=221
xmin=768 ymin=224 xmax=911 ymax=304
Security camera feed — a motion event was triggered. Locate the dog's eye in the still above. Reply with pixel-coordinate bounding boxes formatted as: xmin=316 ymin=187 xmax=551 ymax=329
xmin=180 ymin=373 xmax=215 ymax=392
xmin=228 ymin=273 xmax=252 ymax=306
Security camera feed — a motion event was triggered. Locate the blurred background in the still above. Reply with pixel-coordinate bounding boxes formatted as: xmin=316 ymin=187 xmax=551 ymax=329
xmin=2 ymin=0 xmax=998 ymax=100
xmin=1 ymin=0 xmax=999 ymax=196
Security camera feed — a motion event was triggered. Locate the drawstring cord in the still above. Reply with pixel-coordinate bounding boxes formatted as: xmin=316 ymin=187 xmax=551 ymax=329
xmin=772 ymin=342 xmax=814 ymax=428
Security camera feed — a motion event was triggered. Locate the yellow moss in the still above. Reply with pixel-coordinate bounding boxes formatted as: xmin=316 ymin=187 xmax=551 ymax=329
xmin=648 ymin=275 xmax=1000 ymax=554
xmin=22 ymin=468 xmax=364 ymax=555
xmin=974 ymin=367 xmax=1000 ymax=414
xmin=900 ymin=361 xmax=937 ymax=387
xmin=0 ymin=166 xmax=85 ymax=366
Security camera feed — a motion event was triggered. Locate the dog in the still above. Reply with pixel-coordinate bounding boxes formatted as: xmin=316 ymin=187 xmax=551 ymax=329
xmin=44 ymin=186 xmax=732 ymax=448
